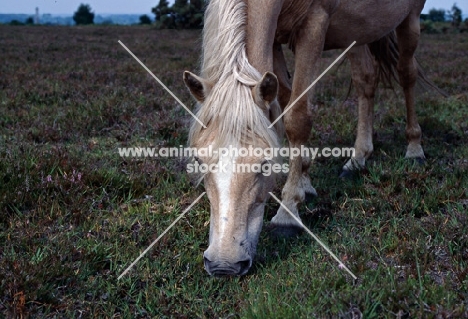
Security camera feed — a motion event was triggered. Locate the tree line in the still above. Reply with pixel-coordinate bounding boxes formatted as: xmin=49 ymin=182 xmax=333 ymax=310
xmin=71 ymin=1 xmax=205 ymax=28
xmin=70 ymin=1 xmax=205 ymax=28
xmin=421 ymin=4 xmax=464 ymax=27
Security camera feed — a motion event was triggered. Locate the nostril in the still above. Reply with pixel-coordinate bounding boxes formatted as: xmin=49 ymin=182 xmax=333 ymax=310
xmin=203 ymin=256 xmax=212 ymax=267
xmin=236 ymin=259 xmax=251 ymax=275
xmin=203 ymin=256 xmax=215 ymax=275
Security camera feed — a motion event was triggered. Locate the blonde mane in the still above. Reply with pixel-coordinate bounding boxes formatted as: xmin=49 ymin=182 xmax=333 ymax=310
xmin=188 ymin=0 xmax=283 ymax=156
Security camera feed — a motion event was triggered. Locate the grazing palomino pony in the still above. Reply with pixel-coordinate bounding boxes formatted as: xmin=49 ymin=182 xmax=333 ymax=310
xmin=184 ymin=0 xmax=436 ymax=276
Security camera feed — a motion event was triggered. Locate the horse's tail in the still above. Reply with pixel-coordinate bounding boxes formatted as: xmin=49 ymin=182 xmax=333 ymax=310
xmin=367 ymin=31 xmax=447 ymax=96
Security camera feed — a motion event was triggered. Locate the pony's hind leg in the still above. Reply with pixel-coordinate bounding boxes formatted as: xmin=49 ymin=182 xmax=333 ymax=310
xmin=342 ymin=45 xmax=379 ymax=175
xmin=396 ymin=12 xmax=425 ymax=160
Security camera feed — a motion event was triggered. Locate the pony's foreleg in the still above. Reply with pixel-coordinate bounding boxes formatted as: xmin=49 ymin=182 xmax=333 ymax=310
xmin=273 ymin=42 xmax=292 ymax=110
xmin=396 ymin=13 xmax=425 ymax=160
xmin=270 ymin=11 xmax=330 ymax=235
xmin=342 ymin=45 xmax=378 ymax=175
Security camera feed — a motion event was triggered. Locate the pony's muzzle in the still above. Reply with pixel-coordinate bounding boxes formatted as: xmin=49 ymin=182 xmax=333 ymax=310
xmin=203 ymin=254 xmax=252 ymax=276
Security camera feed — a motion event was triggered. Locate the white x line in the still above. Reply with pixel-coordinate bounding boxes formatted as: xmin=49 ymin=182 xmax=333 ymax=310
xmin=118 ymin=40 xmax=207 ymax=128
xmin=269 ymin=41 xmax=356 ymax=128
xmin=118 ymin=192 xmax=206 ymax=280
xmin=269 ymin=192 xmax=357 ymax=279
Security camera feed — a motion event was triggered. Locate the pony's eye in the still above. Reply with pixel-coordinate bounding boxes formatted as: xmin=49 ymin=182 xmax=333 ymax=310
xmin=194 ymin=156 xmax=202 ymax=164
xmin=259 ymin=160 xmax=271 ymax=176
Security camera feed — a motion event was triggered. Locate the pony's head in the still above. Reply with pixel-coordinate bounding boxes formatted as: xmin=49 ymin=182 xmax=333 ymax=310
xmin=184 ymin=69 xmax=283 ymax=276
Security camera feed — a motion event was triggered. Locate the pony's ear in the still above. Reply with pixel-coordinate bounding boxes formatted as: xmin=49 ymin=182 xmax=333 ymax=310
xmin=183 ymin=71 xmax=212 ymax=103
xmin=253 ymin=72 xmax=278 ymax=106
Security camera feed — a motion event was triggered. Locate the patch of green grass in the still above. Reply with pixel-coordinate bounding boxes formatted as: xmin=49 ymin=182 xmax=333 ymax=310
xmin=0 ymin=26 xmax=467 ymax=317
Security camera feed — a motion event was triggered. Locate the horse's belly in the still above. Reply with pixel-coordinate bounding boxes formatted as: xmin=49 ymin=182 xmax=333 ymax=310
xmin=324 ymin=0 xmax=423 ymax=50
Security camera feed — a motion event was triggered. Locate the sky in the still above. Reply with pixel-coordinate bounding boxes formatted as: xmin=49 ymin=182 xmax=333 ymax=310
xmin=0 ymin=0 xmax=466 ymax=15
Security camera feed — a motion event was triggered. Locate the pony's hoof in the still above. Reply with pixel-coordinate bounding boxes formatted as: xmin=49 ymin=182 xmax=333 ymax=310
xmin=405 ymin=156 xmax=425 ymax=166
xmin=339 ymin=169 xmax=356 ymax=179
xmin=267 ymin=223 xmax=303 ymax=238
xmin=305 ymin=189 xmax=317 ymax=203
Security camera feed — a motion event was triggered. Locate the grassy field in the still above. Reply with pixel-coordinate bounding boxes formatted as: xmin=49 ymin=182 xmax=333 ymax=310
xmin=0 ymin=25 xmax=467 ymax=318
